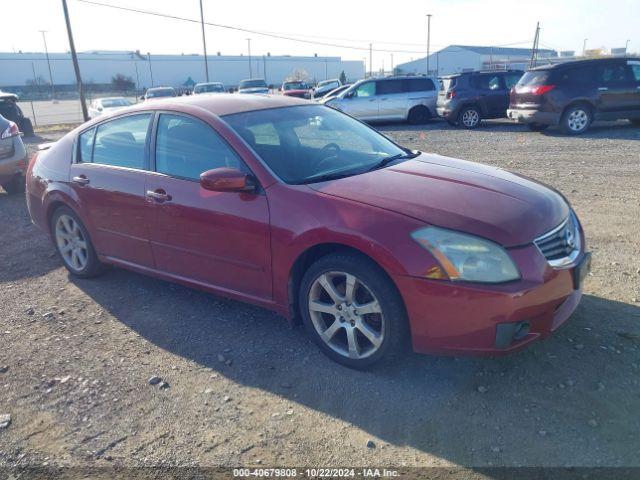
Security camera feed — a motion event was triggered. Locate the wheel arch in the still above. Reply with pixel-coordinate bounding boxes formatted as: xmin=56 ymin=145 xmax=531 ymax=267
xmin=286 ymin=242 xmax=403 ymax=325
xmin=561 ymin=99 xmax=595 ymax=117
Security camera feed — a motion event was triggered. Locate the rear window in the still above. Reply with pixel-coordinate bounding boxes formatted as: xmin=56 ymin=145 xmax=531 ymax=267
xmin=440 ymin=77 xmax=456 ymax=90
xmin=518 ymin=71 xmax=551 ymax=87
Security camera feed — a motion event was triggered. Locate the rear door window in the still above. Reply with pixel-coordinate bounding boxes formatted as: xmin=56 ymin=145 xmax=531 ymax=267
xmin=78 ymin=128 xmax=96 ymax=163
xmin=407 ymin=78 xmax=436 ymax=92
xmin=377 ymin=80 xmax=404 ymax=95
xmin=555 ymin=66 xmax=596 ymax=86
xmin=92 ymin=114 xmax=152 ymax=169
xmin=596 ymin=63 xmax=634 ymax=85
xmin=472 ymin=74 xmax=503 ymax=90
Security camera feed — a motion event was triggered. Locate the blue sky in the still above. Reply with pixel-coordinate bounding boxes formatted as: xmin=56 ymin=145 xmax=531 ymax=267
xmin=2 ymin=0 xmax=638 ymax=69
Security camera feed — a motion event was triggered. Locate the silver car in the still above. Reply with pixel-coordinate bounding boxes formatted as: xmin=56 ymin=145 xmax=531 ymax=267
xmin=0 ymin=114 xmax=27 ymax=194
xmin=323 ymin=76 xmax=439 ymax=124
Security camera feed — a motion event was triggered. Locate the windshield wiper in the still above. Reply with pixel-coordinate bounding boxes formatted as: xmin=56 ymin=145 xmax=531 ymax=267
xmin=365 ymin=150 xmax=420 ymax=173
xmin=296 ymin=171 xmax=360 ymax=185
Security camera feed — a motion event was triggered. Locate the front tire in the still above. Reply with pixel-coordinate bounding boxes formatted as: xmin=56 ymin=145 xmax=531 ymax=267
xmin=50 ymin=206 xmax=106 ymax=278
xmin=458 ymin=106 xmax=482 ymax=129
xmin=299 ymin=252 xmax=408 ymax=369
xmin=561 ymin=104 xmax=592 ymax=135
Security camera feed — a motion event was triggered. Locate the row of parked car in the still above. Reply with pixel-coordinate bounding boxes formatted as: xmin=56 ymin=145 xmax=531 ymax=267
xmin=323 ymin=57 xmax=640 ymax=135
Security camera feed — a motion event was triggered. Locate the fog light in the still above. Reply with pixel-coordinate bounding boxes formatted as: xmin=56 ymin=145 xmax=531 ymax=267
xmin=495 ymin=321 xmax=531 ymax=349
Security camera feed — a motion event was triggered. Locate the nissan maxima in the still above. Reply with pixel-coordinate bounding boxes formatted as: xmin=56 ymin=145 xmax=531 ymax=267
xmin=26 ymin=95 xmax=591 ymax=368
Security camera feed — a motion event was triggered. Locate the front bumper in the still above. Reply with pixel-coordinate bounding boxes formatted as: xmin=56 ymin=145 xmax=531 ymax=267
xmin=507 ymin=108 xmax=560 ymax=125
xmin=393 ymin=248 xmax=590 ymax=356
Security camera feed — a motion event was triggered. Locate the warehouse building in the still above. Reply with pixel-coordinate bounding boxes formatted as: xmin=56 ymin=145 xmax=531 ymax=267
xmin=395 ymin=44 xmax=558 ymax=76
xmin=0 ymin=50 xmax=364 ymax=94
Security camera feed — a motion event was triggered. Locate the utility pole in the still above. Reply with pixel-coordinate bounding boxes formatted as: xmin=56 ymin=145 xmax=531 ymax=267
xmin=625 ymin=39 xmax=631 ymax=54
xmin=369 ymin=43 xmax=373 ymax=78
xmin=39 ymin=30 xmax=55 ymax=100
xmin=529 ymin=22 xmax=540 ymax=68
xmin=426 ymin=14 xmax=432 ymax=75
xmin=199 ymin=0 xmax=209 ymax=82
xmin=61 ymin=0 xmax=88 ymax=121
xmin=133 ymin=62 xmax=140 ymax=99
xmin=247 ymin=38 xmax=252 ymax=78
xmin=582 ymin=38 xmax=588 ymax=56
xmin=147 ymin=52 xmax=154 ymax=86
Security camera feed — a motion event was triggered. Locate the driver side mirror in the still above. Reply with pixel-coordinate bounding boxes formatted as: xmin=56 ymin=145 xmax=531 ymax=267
xmin=344 ymin=90 xmax=355 ymax=99
xmin=200 ymin=168 xmax=257 ymax=193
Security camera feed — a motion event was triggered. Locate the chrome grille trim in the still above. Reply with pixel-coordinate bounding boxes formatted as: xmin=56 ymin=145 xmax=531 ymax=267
xmin=534 ymin=213 xmax=581 ymax=268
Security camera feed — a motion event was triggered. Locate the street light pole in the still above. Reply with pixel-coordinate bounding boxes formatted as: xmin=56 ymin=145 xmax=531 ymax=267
xmin=60 ymin=0 xmax=88 ymax=121
xmin=147 ymin=52 xmax=154 ymax=86
xmin=582 ymin=38 xmax=588 ymax=56
xmin=39 ymin=30 xmax=55 ymax=100
xmin=426 ymin=14 xmax=432 ymax=75
xmin=247 ymin=38 xmax=252 ymax=78
xmin=625 ymin=39 xmax=631 ymax=54
xmin=369 ymin=43 xmax=373 ymax=78
xmin=199 ymin=0 xmax=209 ymax=82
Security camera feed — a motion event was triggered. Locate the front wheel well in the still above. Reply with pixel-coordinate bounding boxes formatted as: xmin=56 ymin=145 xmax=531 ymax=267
xmin=287 ymin=243 xmax=398 ymax=324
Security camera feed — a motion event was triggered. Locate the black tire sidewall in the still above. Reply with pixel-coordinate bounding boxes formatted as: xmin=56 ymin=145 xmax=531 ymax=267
xmin=50 ymin=206 xmax=104 ymax=278
xmin=3 ymin=174 xmax=25 ymax=194
xmin=298 ymin=252 xmax=408 ymax=369
xmin=527 ymin=122 xmax=549 ymax=132
xmin=408 ymin=106 xmax=430 ymax=125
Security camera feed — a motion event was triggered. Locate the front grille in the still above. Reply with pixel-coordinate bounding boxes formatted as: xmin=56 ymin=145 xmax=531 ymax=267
xmin=534 ymin=214 xmax=580 ymax=267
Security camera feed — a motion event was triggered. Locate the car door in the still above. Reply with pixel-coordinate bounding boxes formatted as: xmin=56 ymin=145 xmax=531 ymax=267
xmin=338 ymin=81 xmax=379 ymax=120
xmin=69 ymin=113 xmax=155 ymax=267
xmin=145 ymin=112 xmax=272 ymax=300
xmin=473 ymin=74 xmax=508 ymax=118
xmin=407 ymin=77 xmax=438 ymax=116
xmin=377 ymin=79 xmax=407 ymax=120
xmin=594 ymin=61 xmax=637 ymax=115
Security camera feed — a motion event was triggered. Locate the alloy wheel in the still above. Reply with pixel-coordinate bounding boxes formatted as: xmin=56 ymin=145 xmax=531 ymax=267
xmin=461 ymin=109 xmax=480 ymax=128
xmin=567 ymin=109 xmax=589 ymax=132
xmin=55 ymin=214 xmax=89 ymax=271
xmin=308 ymin=271 xmax=384 ymax=360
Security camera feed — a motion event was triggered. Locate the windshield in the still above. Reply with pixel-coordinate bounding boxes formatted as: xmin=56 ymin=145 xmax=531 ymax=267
xmin=283 ymin=82 xmax=307 ymax=90
xmin=195 ymin=83 xmax=224 ymax=93
xmin=239 ymin=79 xmax=267 ymax=89
xmin=101 ymin=98 xmax=131 ymax=108
xmin=223 ymin=105 xmax=410 ymax=184
xmin=147 ymin=88 xmax=175 ymax=98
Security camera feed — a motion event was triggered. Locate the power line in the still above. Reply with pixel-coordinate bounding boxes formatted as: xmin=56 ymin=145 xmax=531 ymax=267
xmin=75 ymin=0 xmax=536 ymax=56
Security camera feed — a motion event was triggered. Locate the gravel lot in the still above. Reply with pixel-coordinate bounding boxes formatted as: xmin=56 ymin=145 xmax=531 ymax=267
xmin=1 ymin=119 xmax=639 ymax=473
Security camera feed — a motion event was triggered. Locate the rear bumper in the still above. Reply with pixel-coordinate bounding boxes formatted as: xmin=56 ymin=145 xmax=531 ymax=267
xmin=507 ymin=108 xmax=560 ymax=125
xmin=0 ymin=138 xmax=27 ymax=185
xmin=437 ymin=106 xmax=456 ymax=120
xmin=393 ymin=251 xmax=588 ymax=356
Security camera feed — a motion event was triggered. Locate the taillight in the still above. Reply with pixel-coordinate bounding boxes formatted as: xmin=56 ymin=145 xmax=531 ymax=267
xmin=1 ymin=121 xmax=19 ymax=139
xmin=531 ymin=84 xmax=555 ymax=96
xmin=446 ymin=90 xmax=456 ymax=99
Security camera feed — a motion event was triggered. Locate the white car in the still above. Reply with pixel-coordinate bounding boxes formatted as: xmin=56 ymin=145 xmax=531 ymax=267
xmin=194 ymin=82 xmax=225 ymax=94
xmin=324 ymin=76 xmax=440 ymax=124
xmin=88 ymin=97 xmax=133 ymax=119
xmin=312 ymin=78 xmax=341 ymax=99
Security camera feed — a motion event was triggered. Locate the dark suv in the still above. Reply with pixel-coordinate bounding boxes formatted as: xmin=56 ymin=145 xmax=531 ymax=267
xmin=436 ymin=70 xmax=523 ymax=128
xmin=508 ymin=58 xmax=640 ymax=134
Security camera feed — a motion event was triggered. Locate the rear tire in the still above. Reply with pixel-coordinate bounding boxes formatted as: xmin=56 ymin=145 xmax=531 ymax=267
xmin=20 ymin=118 xmax=34 ymax=137
xmin=407 ymin=106 xmax=431 ymax=125
xmin=299 ymin=252 xmax=409 ymax=369
xmin=50 ymin=206 xmax=106 ymax=278
xmin=2 ymin=174 xmax=25 ymax=195
xmin=458 ymin=106 xmax=482 ymax=129
xmin=527 ymin=122 xmax=549 ymax=132
xmin=560 ymin=104 xmax=592 ymax=135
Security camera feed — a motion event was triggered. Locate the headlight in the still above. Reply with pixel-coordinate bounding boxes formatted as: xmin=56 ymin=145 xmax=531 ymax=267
xmin=411 ymin=226 xmax=520 ymax=283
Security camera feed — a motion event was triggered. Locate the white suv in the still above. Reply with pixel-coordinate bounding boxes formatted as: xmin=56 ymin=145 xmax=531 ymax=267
xmin=323 ymin=76 xmax=439 ymax=124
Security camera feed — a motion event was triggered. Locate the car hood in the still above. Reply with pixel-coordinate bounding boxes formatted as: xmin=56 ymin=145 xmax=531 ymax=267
xmin=239 ymin=87 xmax=269 ymax=94
xmin=308 ymin=153 xmax=569 ymax=247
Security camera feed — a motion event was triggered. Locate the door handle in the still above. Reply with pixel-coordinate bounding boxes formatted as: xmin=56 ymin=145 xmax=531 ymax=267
xmin=72 ymin=175 xmax=90 ymax=185
xmin=145 ymin=189 xmax=172 ymax=203
xmin=598 ymin=87 xmax=609 ymax=91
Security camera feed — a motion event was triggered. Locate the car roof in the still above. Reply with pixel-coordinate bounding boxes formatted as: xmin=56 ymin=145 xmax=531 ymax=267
xmin=0 ymin=91 xmax=18 ymax=101
xmin=128 ymin=93 xmax=310 ymax=117
xmin=441 ymin=70 xmax=523 ymax=78
xmin=195 ymin=82 xmax=223 ymax=86
xmin=529 ymin=57 xmax=640 ymax=71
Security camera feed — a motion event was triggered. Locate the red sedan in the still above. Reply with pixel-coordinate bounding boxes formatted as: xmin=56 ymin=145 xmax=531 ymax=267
xmin=26 ymin=95 xmax=591 ymax=368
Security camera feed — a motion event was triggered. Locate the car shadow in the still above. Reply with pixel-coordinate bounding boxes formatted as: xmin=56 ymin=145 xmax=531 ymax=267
xmin=72 ymin=267 xmax=640 ymax=468
xmin=0 ymin=192 xmax=59 ymax=282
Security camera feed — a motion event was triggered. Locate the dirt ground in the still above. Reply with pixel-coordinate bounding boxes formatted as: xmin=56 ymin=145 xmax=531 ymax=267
xmin=1 ymin=119 xmax=639 ymax=474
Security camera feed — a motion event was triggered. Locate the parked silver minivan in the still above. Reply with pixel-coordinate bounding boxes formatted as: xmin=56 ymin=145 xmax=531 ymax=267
xmin=322 ymin=76 xmax=439 ymax=124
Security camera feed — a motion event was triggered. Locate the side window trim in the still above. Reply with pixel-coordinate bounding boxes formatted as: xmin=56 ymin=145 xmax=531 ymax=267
xmin=150 ymin=110 xmax=259 ymax=187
